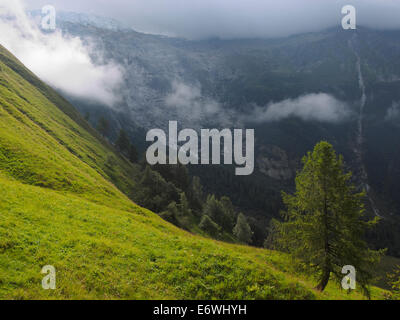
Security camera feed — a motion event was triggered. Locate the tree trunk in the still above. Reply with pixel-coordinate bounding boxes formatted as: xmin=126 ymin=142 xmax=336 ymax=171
xmin=316 ymin=268 xmax=330 ymax=292
xmin=316 ymin=181 xmax=331 ymax=293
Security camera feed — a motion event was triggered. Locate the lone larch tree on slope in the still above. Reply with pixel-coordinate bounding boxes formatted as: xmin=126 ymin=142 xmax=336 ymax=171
xmin=273 ymin=141 xmax=384 ymax=297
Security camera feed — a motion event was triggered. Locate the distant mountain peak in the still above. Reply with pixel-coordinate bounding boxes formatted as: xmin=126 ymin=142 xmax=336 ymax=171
xmin=29 ymin=10 xmax=131 ymax=32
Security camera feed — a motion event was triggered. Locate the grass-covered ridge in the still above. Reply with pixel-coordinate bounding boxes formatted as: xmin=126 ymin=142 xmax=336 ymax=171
xmin=0 ymin=45 xmax=387 ymax=299
xmin=0 ymin=176 xmax=387 ymax=300
xmin=0 ymin=45 xmax=139 ymax=210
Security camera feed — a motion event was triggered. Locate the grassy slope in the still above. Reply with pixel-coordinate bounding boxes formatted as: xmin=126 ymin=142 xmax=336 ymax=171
xmin=0 ymin=45 xmax=387 ymax=300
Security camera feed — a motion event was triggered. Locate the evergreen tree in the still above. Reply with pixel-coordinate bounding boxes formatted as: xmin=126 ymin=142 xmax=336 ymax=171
xmin=233 ymin=213 xmax=253 ymax=244
xmin=97 ymin=116 xmax=110 ymax=137
xmin=220 ymin=196 xmax=235 ymax=231
xmin=128 ymin=144 xmax=138 ymax=163
xmin=189 ymin=176 xmax=204 ymax=211
xmin=202 ymin=195 xmax=236 ymax=233
xmin=178 ymin=193 xmax=192 ymax=217
xmin=175 ymin=164 xmax=191 ymax=191
xmin=134 ymin=166 xmax=179 ymax=213
xmin=388 ymin=266 xmax=400 ymax=300
xmin=115 ymin=129 xmax=130 ymax=153
xmin=263 ymin=218 xmax=281 ymax=250
xmin=274 ymin=141 xmax=383 ymax=296
xmin=176 ymin=193 xmax=193 ymax=230
xmin=199 ymin=215 xmax=220 ymax=237
xmin=203 ymin=195 xmax=220 ymax=222
xmin=160 ymin=202 xmax=180 ymax=226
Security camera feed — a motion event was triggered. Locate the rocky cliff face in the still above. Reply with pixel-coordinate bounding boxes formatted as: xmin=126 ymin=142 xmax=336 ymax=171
xmin=257 ymin=146 xmax=294 ymax=181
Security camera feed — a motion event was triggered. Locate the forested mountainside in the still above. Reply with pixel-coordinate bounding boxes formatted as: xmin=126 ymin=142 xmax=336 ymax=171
xmin=53 ymin=16 xmax=400 ymax=255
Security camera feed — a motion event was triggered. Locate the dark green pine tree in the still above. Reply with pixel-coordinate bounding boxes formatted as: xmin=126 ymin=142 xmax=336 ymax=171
xmin=189 ymin=176 xmax=204 ymax=211
xmin=128 ymin=144 xmax=138 ymax=163
xmin=97 ymin=116 xmax=110 ymax=138
xmin=274 ymin=141 xmax=384 ymax=297
xmin=160 ymin=202 xmax=180 ymax=226
xmin=220 ymin=196 xmax=235 ymax=231
xmin=115 ymin=129 xmax=130 ymax=153
xmin=233 ymin=213 xmax=253 ymax=244
xmin=199 ymin=215 xmax=221 ymax=237
xmin=388 ymin=266 xmax=400 ymax=300
xmin=203 ymin=195 xmax=234 ymax=233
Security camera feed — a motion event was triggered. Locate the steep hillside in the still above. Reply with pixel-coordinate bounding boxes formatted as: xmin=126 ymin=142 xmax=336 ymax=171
xmin=0 ymin=45 xmax=140 ymax=207
xmin=0 ymin=45 xmax=386 ymax=299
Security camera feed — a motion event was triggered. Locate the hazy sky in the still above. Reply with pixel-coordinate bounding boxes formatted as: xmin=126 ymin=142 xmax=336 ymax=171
xmin=24 ymin=0 xmax=400 ymax=39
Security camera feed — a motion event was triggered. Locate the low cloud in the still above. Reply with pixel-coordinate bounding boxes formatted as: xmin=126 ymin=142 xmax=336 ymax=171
xmin=244 ymin=93 xmax=351 ymax=123
xmin=166 ymin=85 xmax=349 ymax=126
xmin=0 ymin=0 xmax=123 ymax=106
xmin=165 ymin=81 xmax=234 ymax=126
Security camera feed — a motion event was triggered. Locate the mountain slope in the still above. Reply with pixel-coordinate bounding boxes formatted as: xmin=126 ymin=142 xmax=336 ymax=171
xmin=52 ymin=20 xmax=400 ymax=253
xmin=0 ymin=45 xmax=386 ymax=299
xmin=0 ymin=45 xmax=139 ymax=209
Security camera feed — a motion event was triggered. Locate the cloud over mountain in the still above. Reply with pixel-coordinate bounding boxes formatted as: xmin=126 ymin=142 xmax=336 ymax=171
xmin=245 ymin=93 xmax=351 ymax=123
xmin=0 ymin=0 xmax=123 ymax=106
xmin=26 ymin=0 xmax=400 ymax=39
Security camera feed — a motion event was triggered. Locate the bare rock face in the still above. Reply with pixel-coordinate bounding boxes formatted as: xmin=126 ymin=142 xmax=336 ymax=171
xmin=257 ymin=145 xmax=294 ymax=180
